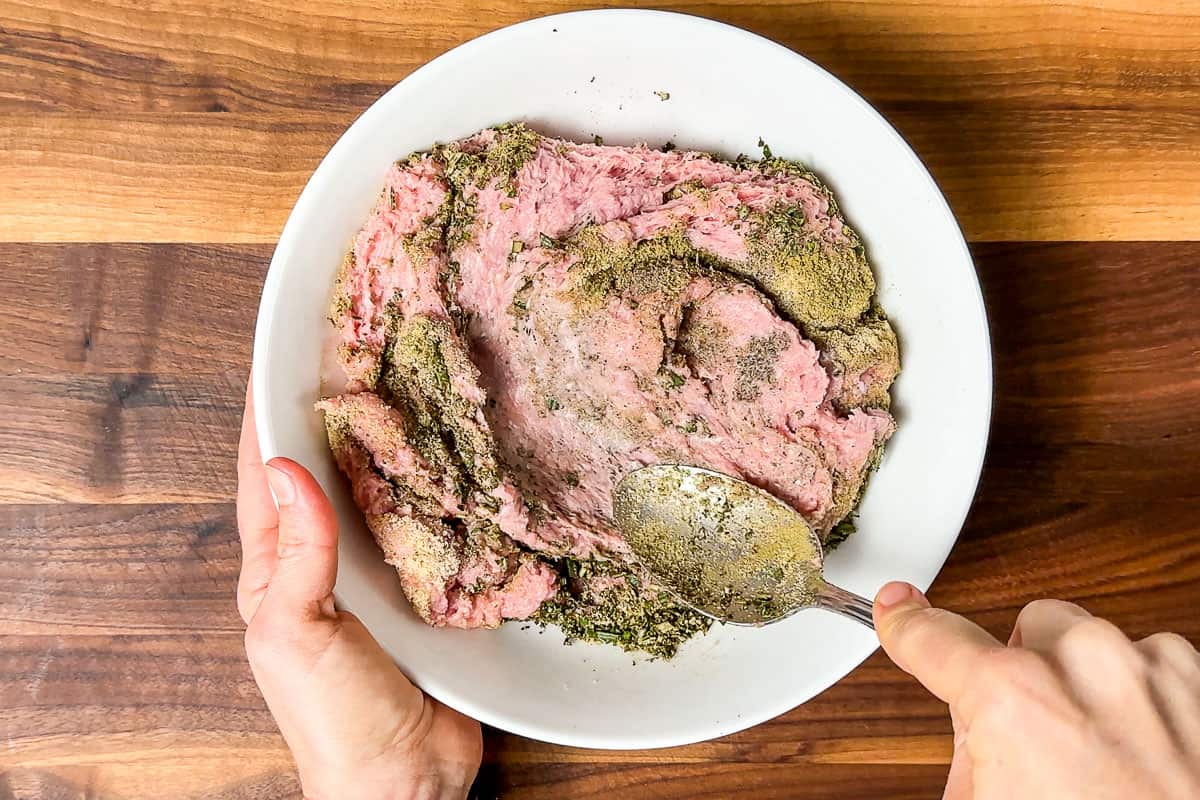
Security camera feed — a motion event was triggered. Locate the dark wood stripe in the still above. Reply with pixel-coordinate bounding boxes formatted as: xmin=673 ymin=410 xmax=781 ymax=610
xmin=0 ymin=372 xmax=243 ymax=503
xmin=0 ymin=243 xmax=268 ymax=375
xmin=976 ymin=241 xmax=1200 ymax=504
xmin=0 ymin=503 xmax=241 ymax=633
xmin=2 ymin=241 xmax=1196 ymax=503
xmin=470 ymin=761 xmax=954 ymax=799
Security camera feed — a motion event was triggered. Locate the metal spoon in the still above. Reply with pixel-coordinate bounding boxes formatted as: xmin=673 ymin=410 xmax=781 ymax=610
xmin=612 ymin=464 xmax=875 ymax=628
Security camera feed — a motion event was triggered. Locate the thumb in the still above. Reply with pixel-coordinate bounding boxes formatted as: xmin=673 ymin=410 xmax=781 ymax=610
xmin=873 ymin=581 xmax=1001 ymax=706
xmin=262 ymin=457 xmax=340 ymax=620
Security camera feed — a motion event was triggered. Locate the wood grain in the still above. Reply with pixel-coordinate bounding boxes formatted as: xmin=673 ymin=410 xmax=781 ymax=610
xmin=0 ymin=244 xmax=262 ymax=503
xmin=0 ymin=244 xmax=269 ymax=376
xmin=3 ymin=490 xmax=1197 ymax=796
xmin=3 ymin=110 xmax=1200 ymax=243
xmin=471 ymin=762 xmax=955 ymax=799
xmin=2 ymin=241 xmax=1195 ymax=505
xmin=0 ymin=504 xmax=242 ymax=634
xmin=0 ymin=372 xmax=243 ymax=503
xmin=0 ymin=634 xmax=300 ymax=800
xmin=0 ymin=114 xmax=334 ymax=246
xmin=4 ymin=1 xmax=1200 ymax=797
xmin=1 ymin=238 xmax=1198 ymax=796
xmin=3 ymin=0 xmax=1199 ymax=113
xmin=974 ymin=241 xmax=1200 ymax=504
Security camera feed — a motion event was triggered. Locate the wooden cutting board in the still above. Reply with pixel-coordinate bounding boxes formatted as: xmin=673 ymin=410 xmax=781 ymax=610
xmin=1 ymin=2 xmax=1198 ymax=797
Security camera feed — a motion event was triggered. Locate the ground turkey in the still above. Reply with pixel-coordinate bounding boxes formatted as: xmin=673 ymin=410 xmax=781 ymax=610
xmin=318 ymin=124 xmax=898 ymax=656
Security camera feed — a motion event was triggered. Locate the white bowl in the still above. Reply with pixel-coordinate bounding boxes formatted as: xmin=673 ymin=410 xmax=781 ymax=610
xmin=252 ymin=9 xmax=991 ymax=749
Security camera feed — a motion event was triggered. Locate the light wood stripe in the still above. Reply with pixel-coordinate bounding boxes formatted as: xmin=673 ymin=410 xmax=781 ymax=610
xmin=3 ymin=110 xmax=1198 ymax=244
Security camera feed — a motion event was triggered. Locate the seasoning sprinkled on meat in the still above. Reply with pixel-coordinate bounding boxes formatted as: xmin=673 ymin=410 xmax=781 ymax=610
xmin=319 ymin=124 xmax=898 ymax=656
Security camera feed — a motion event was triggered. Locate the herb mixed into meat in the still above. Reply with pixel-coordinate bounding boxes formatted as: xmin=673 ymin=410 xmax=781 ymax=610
xmin=318 ymin=124 xmax=898 ymax=657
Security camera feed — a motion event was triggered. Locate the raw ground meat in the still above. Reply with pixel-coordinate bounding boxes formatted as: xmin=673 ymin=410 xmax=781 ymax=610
xmin=318 ymin=124 xmax=898 ymax=648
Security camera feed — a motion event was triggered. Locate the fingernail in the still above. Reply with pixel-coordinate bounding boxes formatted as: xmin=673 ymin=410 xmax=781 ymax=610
xmin=265 ymin=463 xmax=295 ymax=507
xmin=876 ymin=581 xmax=920 ymax=608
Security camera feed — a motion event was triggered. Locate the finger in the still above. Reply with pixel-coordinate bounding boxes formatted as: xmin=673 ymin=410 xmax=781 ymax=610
xmin=259 ymin=457 xmax=340 ymax=620
xmin=236 ymin=381 xmax=280 ymax=624
xmin=1009 ymin=599 xmax=1092 ymax=651
xmin=874 ymin=582 xmax=1002 ymax=705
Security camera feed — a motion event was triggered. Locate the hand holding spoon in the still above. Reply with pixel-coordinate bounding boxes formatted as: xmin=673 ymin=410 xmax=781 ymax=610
xmin=613 ymin=464 xmax=875 ymax=628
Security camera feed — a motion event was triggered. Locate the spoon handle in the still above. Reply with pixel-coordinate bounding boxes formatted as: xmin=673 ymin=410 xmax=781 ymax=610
xmin=816 ymin=581 xmax=876 ymax=629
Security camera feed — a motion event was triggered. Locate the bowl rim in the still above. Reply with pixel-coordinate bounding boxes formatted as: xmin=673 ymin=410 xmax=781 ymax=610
xmin=252 ymin=7 xmax=992 ymax=748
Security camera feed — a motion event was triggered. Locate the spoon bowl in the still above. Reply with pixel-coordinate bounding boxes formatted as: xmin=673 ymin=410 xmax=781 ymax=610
xmin=613 ymin=465 xmax=876 ymax=628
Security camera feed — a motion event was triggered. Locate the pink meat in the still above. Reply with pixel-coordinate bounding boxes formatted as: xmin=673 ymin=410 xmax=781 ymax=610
xmin=318 ymin=392 xmax=559 ymax=628
xmin=321 ymin=125 xmax=897 ymax=628
xmin=439 ymin=561 xmax=560 ymax=628
xmin=364 ymin=511 xmax=559 ymax=628
xmin=317 ymin=393 xmax=460 ymax=517
xmin=331 ymin=155 xmax=451 ymax=388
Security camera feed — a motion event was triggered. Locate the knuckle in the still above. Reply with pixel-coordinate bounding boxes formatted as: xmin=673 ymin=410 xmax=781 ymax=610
xmin=1057 ymin=617 xmax=1127 ymax=656
xmin=275 ymin=539 xmax=304 ymax=562
xmin=1018 ymin=598 xmax=1081 ymax=623
xmin=1143 ymin=631 xmax=1196 ymax=656
xmin=275 ymin=531 xmax=324 ymax=564
xmin=1140 ymin=632 xmax=1200 ymax=669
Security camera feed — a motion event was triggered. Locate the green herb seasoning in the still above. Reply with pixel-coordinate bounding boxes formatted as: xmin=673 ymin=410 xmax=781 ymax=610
xmin=734 ymin=333 xmax=787 ymax=402
xmin=661 ymin=369 xmax=686 ymax=392
xmin=381 ymin=315 xmax=503 ymax=496
xmin=563 ymin=226 xmax=700 ymax=308
xmin=739 ymin=206 xmax=876 ymax=332
xmin=534 ymin=558 xmax=710 ymax=659
xmin=824 ymin=518 xmax=856 ymax=551
xmin=437 ymin=122 xmax=542 ymax=248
